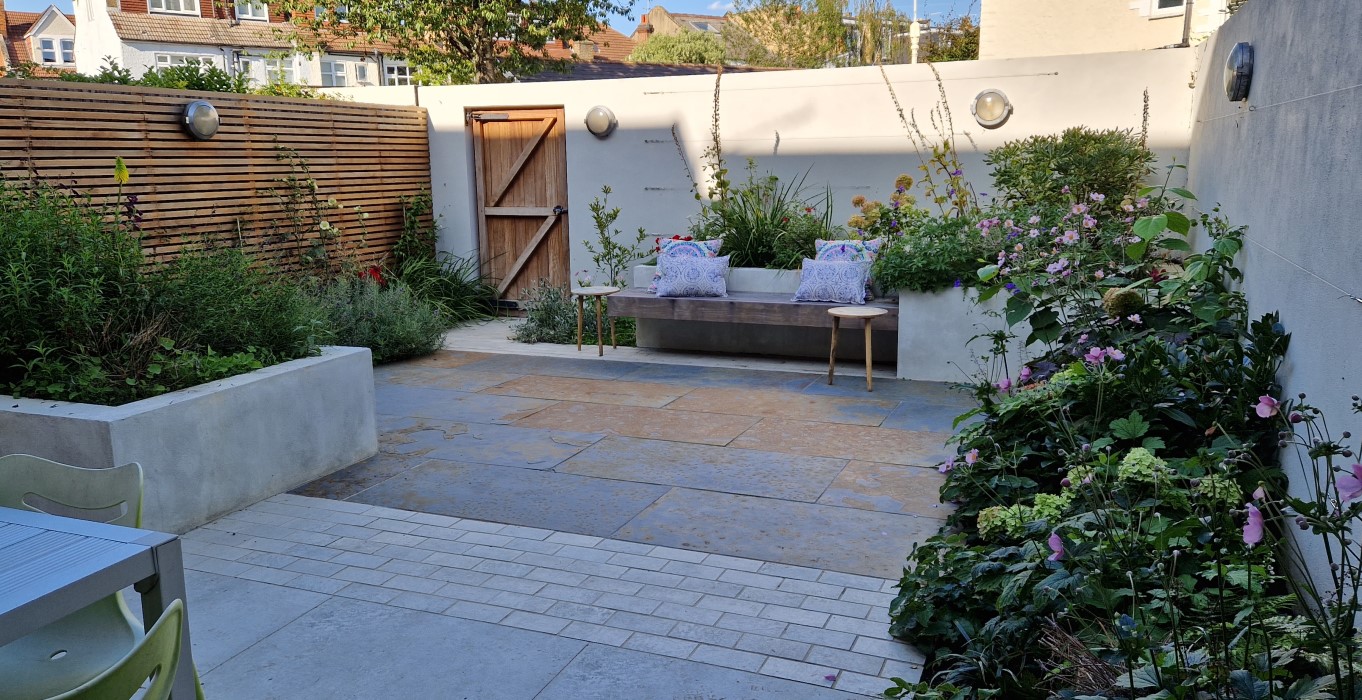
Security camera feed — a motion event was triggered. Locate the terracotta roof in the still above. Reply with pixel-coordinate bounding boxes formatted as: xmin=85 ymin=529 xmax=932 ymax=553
xmin=4 ymin=9 xmax=76 ymax=74
xmin=669 ymin=12 xmax=727 ymax=22
xmin=541 ymin=26 xmax=637 ymax=62
xmin=521 ymin=59 xmax=783 ymax=82
xmin=108 ymin=13 xmax=399 ymax=54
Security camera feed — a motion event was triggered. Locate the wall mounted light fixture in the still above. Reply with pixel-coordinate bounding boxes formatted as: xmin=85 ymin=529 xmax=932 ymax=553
xmin=182 ymin=100 xmax=220 ymax=140
xmin=971 ymin=89 xmax=1012 ymax=129
xmin=584 ymin=105 xmax=617 ymax=138
xmin=1225 ymin=42 xmax=1254 ymax=102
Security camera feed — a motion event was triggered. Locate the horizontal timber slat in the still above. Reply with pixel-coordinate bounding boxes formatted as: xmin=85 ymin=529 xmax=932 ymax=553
xmin=607 ymin=289 xmax=900 ymax=332
xmin=0 ymin=79 xmax=431 ymax=266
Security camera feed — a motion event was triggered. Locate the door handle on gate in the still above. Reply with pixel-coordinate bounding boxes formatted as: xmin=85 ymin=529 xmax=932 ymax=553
xmin=553 ymin=205 xmax=567 ymax=216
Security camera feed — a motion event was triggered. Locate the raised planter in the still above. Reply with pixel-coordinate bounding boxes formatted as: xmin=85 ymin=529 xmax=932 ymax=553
xmin=897 ymin=289 xmax=1035 ymax=383
xmin=0 ymin=346 xmax=378 ymax=533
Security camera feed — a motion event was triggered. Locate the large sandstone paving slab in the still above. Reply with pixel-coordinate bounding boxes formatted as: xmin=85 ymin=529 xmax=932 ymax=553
xmin=483 ymin=375 xmax=693 ymax=408
xmin=557 ymin=436 xmax=846 ymax=502
xmin=347 ymin=458 xmax=671 ymax=536
xmin=378 ymin=416 xmax=603 ymax=470
xmin=665 ymin=387 xmax=899 ymax=426
xmin=612 ymin=489 xmax=939 ymax=578
xmin=456 ymin=353 xmax=646 ymax=380
xmin=291 ymin=449 xmax=429 ymax=500
xmin=376 ymin=365 xmax=526 ymax=393
xmin=374 ymin=384 xmax=555 ymax=424
xmin=513 ymin=402 xmax=758 ymax=446
xmin=615 ymin=363 xmax=818 ymax=391
xmin=817 ymin=461 xmax=952 ymax=518
xmin=730 ymin=418 xmax=951 ymax=467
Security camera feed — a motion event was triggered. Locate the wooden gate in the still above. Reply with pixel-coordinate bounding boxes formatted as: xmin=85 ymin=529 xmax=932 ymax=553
xmin=469 ymin=107 xmax=570 ymax=303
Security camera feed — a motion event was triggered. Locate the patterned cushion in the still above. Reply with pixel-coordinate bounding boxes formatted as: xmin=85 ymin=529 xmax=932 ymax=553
xmin=648 ymin=238 xmax=723 ymax=292
xmin=792 ymin=258 xmax=871 ymax=304
xmin=655 ymin=255 xmax=730 ymax=298
xmin=813 ymin=238 xmax=883 ymax=262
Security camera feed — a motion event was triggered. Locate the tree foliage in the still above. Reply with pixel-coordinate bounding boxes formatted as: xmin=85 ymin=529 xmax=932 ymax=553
xmin=283 ymin=0 xmax=636 ymax=84
xmin=627 ymin=30 xmax=726 ymax=65
xmin=725 ymin=0 xmax=846 ymax=68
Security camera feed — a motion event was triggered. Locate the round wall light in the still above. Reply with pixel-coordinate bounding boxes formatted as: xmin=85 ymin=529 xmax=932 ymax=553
xmin=1225 ymin=42 xmax=1254 ymax=102
xmin=182 ymin=100 xmax=220 ymax=140
xmin=971 ymin=89 xmax=1012 ymax=129
xmin=584 ymin=105 xmax=617 ymax=138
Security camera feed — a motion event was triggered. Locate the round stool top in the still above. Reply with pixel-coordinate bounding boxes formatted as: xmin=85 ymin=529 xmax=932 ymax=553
xmin=828 ymin=306 xmax=888 ymax=319
xmin=571 ymin=285 xmax=621 ymax=297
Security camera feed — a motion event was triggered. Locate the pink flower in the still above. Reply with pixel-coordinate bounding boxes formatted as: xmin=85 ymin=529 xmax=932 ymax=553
xmin=1136 ymin=197 xmax=1150 ymax=209
xmin=1082 ymin=215 xmax=1097 ymax=229
xmin=1061 ymin=185 xmax=1071 ymax=194
xmin=994 ymin=377 xmax=1012 ymax=394
xmin=939 ymin=457 xmax=955 ymax=474
xmin=1243 ymin=503 xmax=1264 ymax=547
xmin=1027 ymin=215 xmax=1041 ymax=225
xmin=1105 ymin=347 xmax=1126 ymax=362
xmin=1078 ymin=334 xmax=1089 ymax=343
xmin=1337 ymin=463 xmax=1362 ymax=501
xmin=1252 ymin=485 xmax=1267 ymax=501
xmin=964 ymin=448 xmax=980 ymax=465
xmin=1255 ymin=396 xmax=1280 ymax=419
xmin=1061 ymin=230 xmax=1079 ymax=245
xmin=1047 ymin=532 xmax=1065 ymax=561
xmin=1127 ymin=314 xmax=1142 ymax=324
xmin=1019 ymin=366 xmax=1033 ymax=382
xmin=1121 ymin=203 xmax=1135 ymax=213
xmin=1094 ymin=270 xmax=1105 ymax=280
xmin=1084 ymin=347 xmax=1107 ymax=364
xmin=1090 ymin=193 xmax=1106 ymax=202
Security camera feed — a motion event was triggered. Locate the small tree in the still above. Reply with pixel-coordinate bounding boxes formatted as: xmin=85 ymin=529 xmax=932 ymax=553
xmin=627 ymin=31 xmax=726 ymax=65
xmin=725 ymin=0 xmax=847 ymax=68
xmin=583 ymin=186 xmax=648 ymax=287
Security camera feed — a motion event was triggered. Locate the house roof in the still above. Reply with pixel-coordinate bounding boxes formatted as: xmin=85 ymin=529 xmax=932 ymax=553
xmin=520 ymin=59 xmax=782 ymax=82
xmin=3 ymin=8 xmax=76 ymax=73
xmin=109 ymin=13 xmax=399 ymax=54
xmin=540 ymin=26 xmax=637 ymax=62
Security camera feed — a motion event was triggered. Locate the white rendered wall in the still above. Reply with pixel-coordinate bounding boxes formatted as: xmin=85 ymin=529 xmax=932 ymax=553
xmin=327 ymin=49 xmax=1197 ymax=278
xmin=979 ymin=0 xmax=1228 ymax=60
xmin=72 ymin=0 xmax=122 ymax=73
xmin=121 ymin=41 xmax=229 ymax=75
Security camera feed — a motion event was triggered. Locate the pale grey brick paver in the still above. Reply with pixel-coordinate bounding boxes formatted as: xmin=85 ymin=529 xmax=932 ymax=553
xmin=735 ymin=633 xmax=810 ymax=661
xmin=623 ymin=633 xmax=698 ymax=659
xmin=689 ymin=644 xmax=766 ymax=672
xmin=668 ymin=621 xmax=742 ymax=647
xmin=605 ymin=611 xmax=675 ymax=635
xmin=648 ymin=546 xmax=709 ymax=564
xmin=503 ymin=607 xmax=572 ymax=634
xmin=561 ymin=621 xmax=633 ymax=646
xmin=759 ymin=657 xmax=838 ymax=684
xmin=444 ymin=601 xmax=512 ymax=624
xmin=781 ymin=624 xmax=857 ymax=650
xmin=880 ymin=580 xmax=898 ymax=593
xmin=270 ymin=494 xmax=370 ymax=513
xmin=594 ymin=539 xmax=654 ymax=555
xmin=738 ymin=587 xmax=806 ymax=608
xmin=189 ymin=495 xmax=924 ymax=692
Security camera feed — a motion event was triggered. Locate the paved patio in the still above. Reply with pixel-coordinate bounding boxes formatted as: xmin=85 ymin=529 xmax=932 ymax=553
xmin=177 ymin=333 xmax=970 ymax=698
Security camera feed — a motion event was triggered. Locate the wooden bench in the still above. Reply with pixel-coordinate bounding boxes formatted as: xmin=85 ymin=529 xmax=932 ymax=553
xmin=607 ymin=289 xmax=899 ymax=331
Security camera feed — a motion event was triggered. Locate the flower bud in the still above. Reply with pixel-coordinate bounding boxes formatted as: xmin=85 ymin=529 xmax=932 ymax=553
xmin=1296 ymin=516 xmax=1308 ymax=530
xmin=1299 ymin=392 xmax=1308 ymax=399
xmin=1061 ymin=478 xmax=1072 ymax=488
xmin=1290 ymin=412 xmax=1304 ymax=423
xmin=1081 ymin=443 xmax=1091 ymax=452
xmin=1343 ymin=431 xmax=1352 ymax=439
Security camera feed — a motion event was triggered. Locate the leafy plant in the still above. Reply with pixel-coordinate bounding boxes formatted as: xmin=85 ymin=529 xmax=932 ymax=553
xmin=872 ymin=216 xmax=986 ymax=293
xmin=583 ymin=185 xmax=649 ymax=287
xmin=509 ymin=280 xmax=634 ymax=346
xmin=691 ymin=164 xmax=840 ymax=269
xmin=626 ymin=30 xmax=726 ymax=64
xmin=309 ymin=277 xmax=447 ymax=364
xmin=984 ymin=126 xmax=1156 ymax=210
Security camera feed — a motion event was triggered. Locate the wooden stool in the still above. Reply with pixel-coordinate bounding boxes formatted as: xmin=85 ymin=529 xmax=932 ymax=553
xmin=827 ymin=306 xmax=888 ymax=391
xmin=571 ymin=286 xmax=621 ymax=356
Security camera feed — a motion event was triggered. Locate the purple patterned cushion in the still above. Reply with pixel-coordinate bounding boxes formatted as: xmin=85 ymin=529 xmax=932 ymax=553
xmin=655 ymin=255 xmax=730 ymax=298
xmin=792 ymin=258 xmax=871 ymax=304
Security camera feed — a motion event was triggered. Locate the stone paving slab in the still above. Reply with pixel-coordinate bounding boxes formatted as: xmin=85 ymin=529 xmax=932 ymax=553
xmin=346 ymin=458 xmax=673 ymax=537
xmin=731 ymin=418 xmax=952 ymax=467
xmin=457 ymin=353 xmax=646 ymax=380
xmin=557 ymin=436 xmax=847 ymax=502
xmin=879 ymin=398 xmax=978 ymax=433
xmin=184 ymin=494 xmax=922 ymax=696
xmin=377 ymin=365 xmax=527 ymax=392
xmin=666 ymin=387 xmax=901 ymax=427
xmin=512 ymin=401 xmax=761 ymax=446
xmin=290 ymin=451 xmax=429 ymax=501
xmin=611 ymin=489 xmax=941 ymax=578
xmin=379 ymin=418 xmax=604 ymax=470
xmin=614 ymin=363 xmax=821 ymax=391
xmin=817 ymin=461 xmax=953 ymax=517
xmin=373 ymin=384 xmax=555 ymax=424
xmin=482 ymin=375 xmax=695 ymax=408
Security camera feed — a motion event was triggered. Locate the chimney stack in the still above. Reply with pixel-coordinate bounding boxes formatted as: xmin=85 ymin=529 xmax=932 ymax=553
xmin=574 ymin=40 xmax=596 ymax=61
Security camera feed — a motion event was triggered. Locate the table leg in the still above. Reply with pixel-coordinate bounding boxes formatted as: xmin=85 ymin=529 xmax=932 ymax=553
xmin=864 ymin=318 xmax=874 ymax=392
xmin=827 ymin=316 xmax=840 ymax=385
xmin=595 ymin=295 xmax=605 ymax=356
xmin=137 ymin=538 xmax=198 ymax=700
xmin=576 ymin=295 xmax=585 ymax=352
xmin=610 ymin=317 xmax=617 ymax=349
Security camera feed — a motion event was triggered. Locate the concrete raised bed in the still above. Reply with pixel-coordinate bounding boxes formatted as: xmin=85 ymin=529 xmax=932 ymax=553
xmin=632 ymin=264 xmax=801 ymax=294
xmin=897 ymin=289 xmax=1035 ymax=383
xmin=0 ymin=346 xmax=378 ymax=533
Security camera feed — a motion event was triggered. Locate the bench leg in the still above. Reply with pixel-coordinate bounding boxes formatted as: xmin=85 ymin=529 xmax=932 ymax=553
xmin=864 ymin=318 xmax=874 ymax=392
xmin=576 ymin=295 xmax=585 ymax=351
xmin=827 ymin=317 xmax=840 ymax=385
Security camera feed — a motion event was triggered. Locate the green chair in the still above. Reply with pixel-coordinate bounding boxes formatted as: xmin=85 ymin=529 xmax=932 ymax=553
xmin=0 ymin=455 xmax=148 ymax=700
xmin=50 ymin=599 xmax=185 ymax=700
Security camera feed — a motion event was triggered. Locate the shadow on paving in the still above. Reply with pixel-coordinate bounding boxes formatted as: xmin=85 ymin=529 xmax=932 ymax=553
xmin=295 ymin=350 xmax=971 ymax=579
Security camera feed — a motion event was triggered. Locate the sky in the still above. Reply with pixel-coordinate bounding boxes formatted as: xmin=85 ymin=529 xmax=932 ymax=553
xmin=5 ymin=0 xmax=978 ymax=37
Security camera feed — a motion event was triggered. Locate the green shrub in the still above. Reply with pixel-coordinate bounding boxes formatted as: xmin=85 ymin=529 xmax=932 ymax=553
xmin=984 ymin=126 xmax=1155 ymax=208
xmin=309 ymin=278 xmax=447 ymax=364
xmin=872 ymin=216 xmax=985 ymax=292
xmin=509 ymin=280 xmax=635 ymax=347
xmin=389 ymin=253 xmax=498 ymax=324
xmin=691 ymin=166 xmax=842 ymax=270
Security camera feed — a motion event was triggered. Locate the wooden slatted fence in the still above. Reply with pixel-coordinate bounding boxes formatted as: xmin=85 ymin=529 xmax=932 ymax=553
xmin=0 ymin=79 xmax=431 ymax=269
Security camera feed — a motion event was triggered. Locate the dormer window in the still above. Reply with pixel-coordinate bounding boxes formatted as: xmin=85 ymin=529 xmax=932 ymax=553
xmin=314 ymin=3 xmax=348 ymax=22
xmin=37 ymin=38 xmax=75 ymax=64
xmin=236 ymin=0 xmax=268 ymax=20
xmin=149 ymin=0 xmax=199 ymax=15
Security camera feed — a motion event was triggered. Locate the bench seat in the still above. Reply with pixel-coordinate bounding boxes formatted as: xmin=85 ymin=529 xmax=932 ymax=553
xmin=607 ymin=288 xmax=898 ymax=332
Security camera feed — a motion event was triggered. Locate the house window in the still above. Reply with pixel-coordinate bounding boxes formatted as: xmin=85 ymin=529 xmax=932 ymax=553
xmin=235 ymin=0 xmax=268 ymax=20
xmin=38 ymin=38 xmax=57 ymax=63
xmin=320 ymin=60 xmax=348 ymax=87
xmin=156 ymin=54 xmax=205 ymax=68
xmin=385 ymin=64 xmax=411 ymax=86
xmin=1151 ymin=0 xmax=1185 ymax=15
xmin=314 ymin=3 xmax=348 ymax=22
xmin=266 ymin=57 xmax=295 ymax=83
xmin=354 ymin=63 xmax=368 ymax=84
xmin=60 ymin=39 xmax=75 ymax=63
xmin=149 ymin=0 xmax=198 ymax=14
